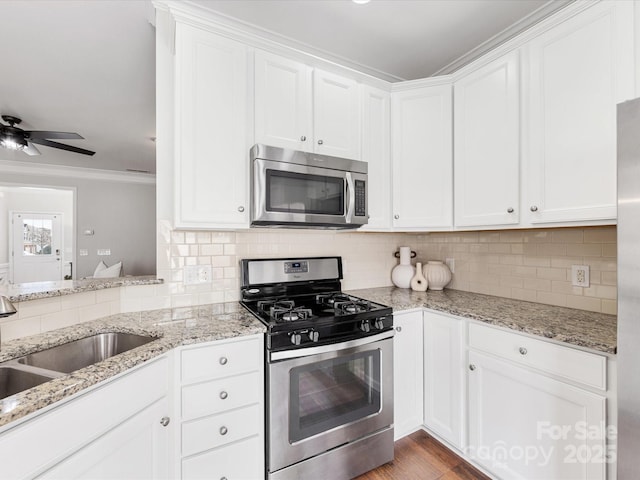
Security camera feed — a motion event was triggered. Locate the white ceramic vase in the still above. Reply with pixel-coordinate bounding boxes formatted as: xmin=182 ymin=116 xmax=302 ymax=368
xmin=410 ymin=262 xmax=428 ymax=292
xmin=391 ymin=247 xmax=415 ymax=289
xmin=423 ymin=261 xmax=452 ymax=291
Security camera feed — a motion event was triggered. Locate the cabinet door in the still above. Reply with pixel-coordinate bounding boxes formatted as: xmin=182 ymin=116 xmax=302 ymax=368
xmin=468 ymin=350 xmax=606 ymax=480
xmin=254 ymin=50 xmax=313 ymax=152
xmin=392 ymin=84 xmax=453 ymax=230
xmin=423 ymin=311 xmax=464 ymax=449
xmin=393 ymin=311 xmax=424 ymax=439
xmin=313 ymin=69 xmax=361 ymax=159
xmin=175 ymin=23 xmax=250 ymax=228
xmin=525 ymin=1 xmax=635 ymax=224
xmin=455 ymin=51 xmax=520 ymax=227
xmin=39 ymin=398 xmax=170 ymax=479
xmin=361 ymin=85 xmax=391 ymax=230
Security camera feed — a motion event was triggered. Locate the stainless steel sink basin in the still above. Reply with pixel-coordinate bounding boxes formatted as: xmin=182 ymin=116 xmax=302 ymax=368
xmin=0 ymin=365 xmax=57 ymax=399
xmin=16 ymin=332 xmax=156 ymax=374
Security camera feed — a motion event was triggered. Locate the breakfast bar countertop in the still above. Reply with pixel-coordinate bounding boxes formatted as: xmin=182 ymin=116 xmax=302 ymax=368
xmin=347 ymin=287 xmax=617 ymax=355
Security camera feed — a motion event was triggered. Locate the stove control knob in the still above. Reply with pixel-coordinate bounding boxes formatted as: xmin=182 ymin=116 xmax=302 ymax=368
xmin=308 ymin=330 xmax=320 ymax=342
xmin=290 ymin=333 xmax=302 ymax=346
xmin=374 ymin=318 xmax=385 ymax=330
xmin=360 ymin=320 xmax=371 ymax=333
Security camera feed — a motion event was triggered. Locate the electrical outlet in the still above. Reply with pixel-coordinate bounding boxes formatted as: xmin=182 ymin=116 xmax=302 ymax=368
xmin=572 ymin=265 xmax=590 ymax=287
xmin=184 ymin=265 xmax=212 ymax=285
xmin=445 ymin=257 xmax=455 ymax=274
xmin=79 ymin=249 xmax=88 ymax=256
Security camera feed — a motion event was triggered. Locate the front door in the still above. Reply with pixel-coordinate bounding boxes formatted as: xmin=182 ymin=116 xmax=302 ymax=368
xmin=11 ymin=212 xmax=63 ymax=283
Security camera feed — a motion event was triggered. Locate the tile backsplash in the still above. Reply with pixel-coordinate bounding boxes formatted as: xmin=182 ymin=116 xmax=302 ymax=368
xmin=159 ymin=225 xmax=617 ymax=315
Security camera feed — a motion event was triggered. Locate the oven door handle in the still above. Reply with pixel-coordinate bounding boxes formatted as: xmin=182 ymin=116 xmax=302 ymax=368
xmin=345 ymin=171 xmax=355 ymax=223
xmin=270 ymin=330 xmax=395 ymax=361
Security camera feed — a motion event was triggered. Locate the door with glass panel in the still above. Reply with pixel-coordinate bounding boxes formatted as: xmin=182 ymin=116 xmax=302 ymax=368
xmin=11 ymin=212 xmax=63 ymax=283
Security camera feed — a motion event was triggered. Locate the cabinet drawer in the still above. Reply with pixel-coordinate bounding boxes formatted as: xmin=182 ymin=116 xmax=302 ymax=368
xmin=182 ymin=371 xmax=261 ymax=420
xmin=182 ymin=435 xmax=263 ymax=480
xmin=181 ymin=337 xmax=261 ymax=383
xmin=182 ymin=404 xmax=261 ymax=457
xmin=468 ymin=323 xmax=606 ymax=390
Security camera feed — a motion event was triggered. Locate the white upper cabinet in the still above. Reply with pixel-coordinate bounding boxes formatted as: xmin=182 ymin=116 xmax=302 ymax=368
xmin=313 ymin=69 xmax=361 ymax=159
xmin=454 ymin=51 xmax=520 ymax=228
xmin=361 ymin=85 xmax=391 ymax=230
xmin=392 ymin=84 xmax=453 ymax=230
xmin=174 ymin=23 xmax=250 ymax=229
xmin=254 ymin=50 xmax=313 ymax=152
xmin=254 ymin=51 xmax=361 ymax=160
xmin=524 ymin=0 xmax=635 ymax=225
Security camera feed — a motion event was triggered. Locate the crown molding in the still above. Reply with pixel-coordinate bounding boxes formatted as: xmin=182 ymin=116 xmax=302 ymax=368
xmin=391 ymin=74 xmax=454 ymax=93
xmin=154 ymin=0 xmax=400 ymax=89
xmin=0 ymin=160 xmax=156 ymax=185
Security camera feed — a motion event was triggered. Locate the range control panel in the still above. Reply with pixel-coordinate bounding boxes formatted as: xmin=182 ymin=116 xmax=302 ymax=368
xmin=284 ymin=261 xmax=309 ymax=274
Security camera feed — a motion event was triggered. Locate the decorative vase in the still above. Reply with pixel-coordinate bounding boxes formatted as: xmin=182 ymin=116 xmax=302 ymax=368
xmin=423 ymin=261 xmax=452 ymax=291
xmin=410 ymin=262 xmax=428 ymax=292
xmin=391 ymin=247 xmax=416 ymax=289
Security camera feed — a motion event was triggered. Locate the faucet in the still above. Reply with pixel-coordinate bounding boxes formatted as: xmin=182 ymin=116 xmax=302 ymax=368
xmin=0 ymin=296 xmax=17 ymax=348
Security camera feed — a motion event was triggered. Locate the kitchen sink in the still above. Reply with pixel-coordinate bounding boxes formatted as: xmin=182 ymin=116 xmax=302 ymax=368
xmin=16 ymin=332 xmax=156 ymax=374
xmin=0 ymin=365 xmax=57 ymax=399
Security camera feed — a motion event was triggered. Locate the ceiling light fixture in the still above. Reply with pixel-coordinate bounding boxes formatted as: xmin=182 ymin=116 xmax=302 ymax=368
xmin=352 ymin=0 xmax=371 ymax=4
xmin=0 ymin=133 xmax=26 ymax=151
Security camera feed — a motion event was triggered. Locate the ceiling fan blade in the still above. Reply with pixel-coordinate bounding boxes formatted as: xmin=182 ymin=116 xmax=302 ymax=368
xmin=30 ymin=138 xmax=95 ymax=156
xmin=25 ymin=131 xmax=84 ymax=140
xmin=23 ymin=142 xmax=41 ymax=156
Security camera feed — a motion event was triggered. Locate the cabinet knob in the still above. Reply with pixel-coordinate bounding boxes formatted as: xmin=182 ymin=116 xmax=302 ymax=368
xmin=160 ymin=416 xmax=170 ymax=427
xmin=221 ymin=477 xmax=228 ymax=480
xmin=394 ymin=214 xmax=399 ymax=220
xmin=237 ymin=206 xmax=245 ymax=213
xmin=219 ymin=356 xmax=228 ymax=365
xmin=395 ymin=326 xmax=402 ymax=332
xmin=219 ymin=426 xmax=228 ymax=436
xmin=530 ymin=205 xmax=538 ymax=212
xmin=220 ymin=390 xmax=228 ymax=400
xmin=507 ymin=207 xmax=514 ymax=213
xmin=300 ymin=135 xmax=307 ymax=142
xmin=519 ymin=347 xmax=528 ymax=355
xmin=317 ymin=139 xmax=324 ymax=145
xmin=469 ymin=364 xmax=476 ymax=371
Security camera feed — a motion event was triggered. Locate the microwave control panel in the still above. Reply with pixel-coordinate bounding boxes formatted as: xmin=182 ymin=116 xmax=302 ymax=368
xmin=355 ymin=180 xmax=366 ymax=216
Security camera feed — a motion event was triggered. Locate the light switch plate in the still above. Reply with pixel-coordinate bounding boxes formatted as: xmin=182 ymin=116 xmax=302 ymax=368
xmin=184 ymin=265 xmax=212 ymax=285
xmin=97 ymin=249 xmax=111 ymax=256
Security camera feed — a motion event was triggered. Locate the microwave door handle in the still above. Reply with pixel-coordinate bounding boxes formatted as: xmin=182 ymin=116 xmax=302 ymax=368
xmin=345 ymin=172 xmax=355 ymax=223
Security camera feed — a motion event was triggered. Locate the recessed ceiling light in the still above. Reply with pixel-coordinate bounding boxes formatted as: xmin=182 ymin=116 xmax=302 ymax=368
xmin=352 ymin=0 xmax=371 ymax=4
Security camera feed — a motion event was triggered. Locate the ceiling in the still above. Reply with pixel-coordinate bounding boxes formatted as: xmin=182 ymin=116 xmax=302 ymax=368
xmin=0 ymin=0 xmax=570 ymax=173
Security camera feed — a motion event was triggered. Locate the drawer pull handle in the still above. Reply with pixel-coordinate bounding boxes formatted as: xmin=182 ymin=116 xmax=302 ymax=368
xmin=220 ymin=391 xmax=228 ymax=400
xmin=469 ymin=364 xmax=476 ymax=371
xmin=219 ymin=357 xmax=228 ymax=365
xmin=160 ymin=416 xmax=170 ymax=427
xmin=219 ymin=426 xmax=228 ymax=436
xmin=519 ymin=347 xmax=528 ymax=355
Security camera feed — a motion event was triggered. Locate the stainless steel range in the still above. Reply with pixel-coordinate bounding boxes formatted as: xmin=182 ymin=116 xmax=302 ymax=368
xmin=240 ymin=256 xmax=394 ymax=480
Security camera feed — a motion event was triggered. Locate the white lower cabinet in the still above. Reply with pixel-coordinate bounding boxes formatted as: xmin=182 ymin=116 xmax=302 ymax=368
xmin=467 ymin=350 xmax=606 ymax=480
xmin=0 ymin=356 xmax=171 ymax=480
xmin=177 ymin=335 xmax=264 ymax=480
xmin=392 ymin=310 xmax=424 ymax=439
xmin=422 ymin=311 xmax=465 ymax=449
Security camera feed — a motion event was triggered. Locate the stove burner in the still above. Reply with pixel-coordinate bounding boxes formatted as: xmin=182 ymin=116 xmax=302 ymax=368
xmin=272 ymin=307 xmax=314 ymax=323
xmin=334 ymin=300 xmax=371 ymax=315
xmin=257 ymin=300 xmax=295 ymax=315
xmin=316 ymin=293 xmax=352 ymax=307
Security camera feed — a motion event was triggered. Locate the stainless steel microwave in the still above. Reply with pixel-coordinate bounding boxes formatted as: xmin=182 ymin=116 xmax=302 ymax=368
xmin=250 ymin=144 xmax=368 ymax=229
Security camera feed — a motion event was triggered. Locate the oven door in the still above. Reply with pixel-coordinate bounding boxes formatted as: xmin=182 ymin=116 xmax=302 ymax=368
xmin=267 ymin=331 xmax=393 ymax=473
xmin=252 ymin=158 xmax=367 ymax=227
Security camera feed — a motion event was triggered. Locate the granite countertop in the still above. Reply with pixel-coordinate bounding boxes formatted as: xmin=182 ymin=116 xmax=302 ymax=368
xmin=347 ymin=287 xmax=617 ymax=355
xmin=0 ymin=276 xmax=164 ymax=302
xmin=0 ymin=302 xmax=265 ymax=428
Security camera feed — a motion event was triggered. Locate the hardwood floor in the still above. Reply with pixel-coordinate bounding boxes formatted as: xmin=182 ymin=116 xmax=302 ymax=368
xmin=355 ymin=430 xmax=491 ymax=480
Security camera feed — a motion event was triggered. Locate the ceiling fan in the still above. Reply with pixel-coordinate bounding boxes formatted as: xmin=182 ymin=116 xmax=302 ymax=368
xmin=0 ymin=115 xmax=95 ymax=156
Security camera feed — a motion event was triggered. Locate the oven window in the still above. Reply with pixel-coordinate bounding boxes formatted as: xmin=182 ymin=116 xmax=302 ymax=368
xmin=266 ymin=170 xmax=344 ymax=215
xmin=289 ymin=349 xmax=381 ymax=443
